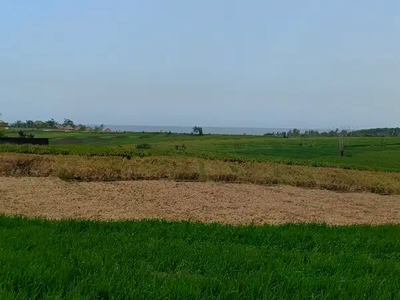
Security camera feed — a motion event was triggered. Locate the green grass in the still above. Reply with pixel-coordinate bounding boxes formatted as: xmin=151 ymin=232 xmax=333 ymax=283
xmin=1 ymin=216 xmax=399 ymax=299
xmin=2 ymin=131 xmax=400 ymax=172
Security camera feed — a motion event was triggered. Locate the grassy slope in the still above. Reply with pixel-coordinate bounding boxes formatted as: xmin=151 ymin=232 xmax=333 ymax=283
xmin=1 ymin=216 xmax=400 ymax=300
xmin=2 ymin=131 xmax=400 ymax=172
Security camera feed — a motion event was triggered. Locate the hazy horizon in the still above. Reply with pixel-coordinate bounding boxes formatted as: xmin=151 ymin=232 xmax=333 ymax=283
xmin=1 ymin=1 xmax=400 ymax=128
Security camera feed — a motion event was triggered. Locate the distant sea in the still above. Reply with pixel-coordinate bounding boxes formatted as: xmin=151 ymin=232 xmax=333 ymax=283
xmin=102 ymin=125 xmax=328 ymax=135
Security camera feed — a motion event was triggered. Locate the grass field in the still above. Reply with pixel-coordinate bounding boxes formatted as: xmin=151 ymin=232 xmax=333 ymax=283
xmin=2 ymin=131 xmax=400 ymax=172
xmin=1 ymin=216 xmax=400 ymax=300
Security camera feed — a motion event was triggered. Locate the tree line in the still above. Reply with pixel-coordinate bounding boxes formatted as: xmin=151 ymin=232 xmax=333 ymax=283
xmin=9 ymin=118 xmax=77 ymax=129
xmin=9 ymin=119 xmax=58 ymax=129
xmin=265 ymin=128 xmax=400 ymax=138
xmin=8 ymin=119 xmax=106 ymax=132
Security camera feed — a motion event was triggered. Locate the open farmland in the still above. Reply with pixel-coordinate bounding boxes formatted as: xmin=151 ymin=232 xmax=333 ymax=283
xmin=2 ymin=1 xmax=400 ymax=297
xmin=1 ymin=131 xmax=400 ymax=299
xmin=2 ymin=131 xmax=400 ymax=171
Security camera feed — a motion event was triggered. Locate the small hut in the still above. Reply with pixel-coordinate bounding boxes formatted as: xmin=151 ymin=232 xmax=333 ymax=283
xmin=64 ymin=125 xmax=74 ymax=131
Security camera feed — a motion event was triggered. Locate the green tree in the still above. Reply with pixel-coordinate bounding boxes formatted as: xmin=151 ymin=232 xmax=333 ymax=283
xmin=62 ymin=119 xmax=75 ymax=127
xmin=78 ymin=124 xmax=87 ymax=131
xmin=9 ymin=120 xmax=23 ymax=128
xmin=292 ymin=129 xmax=300 ymax=137
xmin=26 ymin=120 xmax=34 ymax=128
xmin=192 ymin=126 xmax=203 ymax=136
xmin=93 ymin=124 xmax=105 ymax=132
xmin=18 ymin=130 xmax=26 ymax=138
xmin=45 ymin=118 xmax=57 ymax=128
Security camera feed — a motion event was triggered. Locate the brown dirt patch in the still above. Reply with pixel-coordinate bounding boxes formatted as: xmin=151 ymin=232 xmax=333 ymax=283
xmin=1 ymin=177 xmax=400 ymax=225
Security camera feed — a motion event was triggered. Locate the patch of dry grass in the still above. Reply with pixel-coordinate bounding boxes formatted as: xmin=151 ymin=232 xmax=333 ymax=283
xmin=2 ymin=177 xmax=400 ymax=225
xmin=1 ymin=153 xmax=400 ymax=194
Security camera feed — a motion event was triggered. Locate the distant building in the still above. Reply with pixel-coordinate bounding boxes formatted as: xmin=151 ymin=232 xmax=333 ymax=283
xmin=104 ymin=128 xmax=112 ymax=133
xmin=56 ymin=124 xmax=64 ymax=130
xmin=78 ymin=126 xmax=92 ymax=131
xmin=0 ymin=121 xmax=8 ymax=128
xmin=64 ymin=125 xmax=74 ymax=131
xmin=34 ymin=120 xmax=44 ymax=126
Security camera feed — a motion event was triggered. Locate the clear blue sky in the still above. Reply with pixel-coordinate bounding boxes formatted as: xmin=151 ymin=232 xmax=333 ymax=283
xmin=1 ymin=0 xmax=399 ymax=128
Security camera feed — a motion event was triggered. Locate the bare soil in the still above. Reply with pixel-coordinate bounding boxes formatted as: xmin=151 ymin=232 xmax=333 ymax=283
xmin=1 ymin=177 xmax=400 ymax=225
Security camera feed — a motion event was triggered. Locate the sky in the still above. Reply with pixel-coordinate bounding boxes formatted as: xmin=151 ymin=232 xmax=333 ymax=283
xmin=1 ymin=0 xmax=400 ymax=129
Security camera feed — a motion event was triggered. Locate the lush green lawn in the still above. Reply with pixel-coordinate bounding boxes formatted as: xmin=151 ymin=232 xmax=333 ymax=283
xmin=0 ymin=216 xmax=399 ymax=299
xmin=2 ymin=131 xmax=400 ymax=172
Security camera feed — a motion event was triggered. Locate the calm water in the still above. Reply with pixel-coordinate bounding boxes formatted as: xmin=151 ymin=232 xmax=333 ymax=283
xmin=103 ymin=125 xmax=313 ymax=135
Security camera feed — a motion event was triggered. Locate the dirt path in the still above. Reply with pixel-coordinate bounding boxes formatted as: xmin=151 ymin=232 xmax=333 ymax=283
xmin=1 ymin=177 xmax=400 ymax=225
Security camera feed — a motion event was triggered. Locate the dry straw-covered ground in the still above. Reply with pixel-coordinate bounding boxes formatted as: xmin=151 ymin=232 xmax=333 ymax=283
xmin=1 ymin=177 xmax=400 ymax=225
xmin=1 ymin=153 xmax=400 ymax=225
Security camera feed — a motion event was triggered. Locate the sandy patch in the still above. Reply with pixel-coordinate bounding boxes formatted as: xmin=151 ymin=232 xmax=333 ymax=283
xmin=1 ymin=177 xmax=399 ymax=225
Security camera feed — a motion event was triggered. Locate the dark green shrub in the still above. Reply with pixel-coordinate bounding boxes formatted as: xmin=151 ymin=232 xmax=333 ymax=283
xmin=18 ymin=130 xmax=26 ymax=138
xmin=136 ymin=143 xmax=151 ymax=150
xmin=175 ymin=144 xmax=187 ymax=152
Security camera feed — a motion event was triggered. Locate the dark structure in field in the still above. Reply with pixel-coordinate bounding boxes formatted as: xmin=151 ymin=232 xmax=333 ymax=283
xmin=0 ymin=137 xmax=49 ymax=145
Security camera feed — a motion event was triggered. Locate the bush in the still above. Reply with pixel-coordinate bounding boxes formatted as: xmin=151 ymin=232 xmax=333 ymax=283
xmin=18 ymin=130 xmax=26 ymax=138
xmin=175 ymin=144 xmax=187 ymax=152
xmin=136 ymin=143 xmax=151 ymax=150
xmin=192 ymin=126 xmax=203 ymax=136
